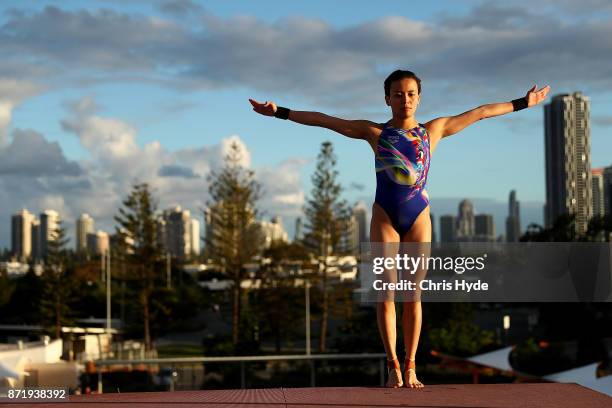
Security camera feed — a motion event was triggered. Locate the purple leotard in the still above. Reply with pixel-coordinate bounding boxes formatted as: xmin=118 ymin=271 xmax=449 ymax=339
xmin=374 ymin=122 xmax=431 ymax=237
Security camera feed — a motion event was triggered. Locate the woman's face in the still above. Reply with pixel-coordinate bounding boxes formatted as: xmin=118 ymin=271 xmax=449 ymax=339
xmin=385 ymin=78 xmax=420 ymax=119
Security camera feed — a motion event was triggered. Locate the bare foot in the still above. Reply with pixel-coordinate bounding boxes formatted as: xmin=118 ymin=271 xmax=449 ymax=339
xmin=386 ymin=358 xmax=404 ymax=388
xmin=405 ymin=359 xmax=424 ymax=388
xmin=405 ymin=368 xmax=424 ymax=388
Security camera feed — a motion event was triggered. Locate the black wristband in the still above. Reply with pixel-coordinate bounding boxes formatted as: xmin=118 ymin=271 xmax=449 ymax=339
xmin=511 ymin=97 xmax=528 ymax=112
xmin=274 ymin=106 xmax=290 ymax=120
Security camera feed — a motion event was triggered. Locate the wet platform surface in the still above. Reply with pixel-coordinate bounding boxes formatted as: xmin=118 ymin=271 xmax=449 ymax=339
xmin=2 ymin=383 xmax=610 ymax=407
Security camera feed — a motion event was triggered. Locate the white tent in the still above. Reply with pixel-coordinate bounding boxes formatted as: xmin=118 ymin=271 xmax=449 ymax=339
xmin=544 ymin=363 xmax=612 ymax=397
xmin=466 ymin=346 xmax=514 ymax=372
xmin=0 ymin=361 xmax=20 ymax=379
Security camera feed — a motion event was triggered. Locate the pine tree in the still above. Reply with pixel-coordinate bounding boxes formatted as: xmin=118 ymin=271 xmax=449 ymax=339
xmin=114 ymin=182 xmax=164 ymax=351
xmin=257 ymin=242 xmax=311 ymax=352
xmin=39 ymin=222 xmax=74 ymax=339
xmin=303 ymin=141 xmax=352 ymax=352
xmin=205 ymin=141 xmax=262 ymax=346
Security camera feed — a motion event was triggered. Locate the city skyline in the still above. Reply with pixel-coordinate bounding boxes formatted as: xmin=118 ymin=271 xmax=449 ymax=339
xmin=1 ymin=1 xmax=612 ymax=248
xmin=4 ymin=192 xmax=548 ymax=254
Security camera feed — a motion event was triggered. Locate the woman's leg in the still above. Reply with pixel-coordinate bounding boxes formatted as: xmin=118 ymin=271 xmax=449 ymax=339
xmin=400 ymin=205 xmax=431 ymax=388
xmin=371 ymin=203 xmax=403 ymax=387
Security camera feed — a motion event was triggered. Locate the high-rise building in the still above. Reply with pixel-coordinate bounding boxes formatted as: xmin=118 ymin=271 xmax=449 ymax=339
xmin=31 ymin=219 xmax=41 ymax=262
xmin=157 ymin=217 xmax=167 ymax=249
xmin=506 ymin=190 xmax=521 ymax=242
xmin=456 ymin=199 xmax=475 ymax=241
xmin=603 ymin=165 xmax=612 ymax=217
xmin=203 ymin=207 xmax=215 ymax=252
xmin=87 ymin=230 xmax=109 ymax=255
xmin=348 ymin=214 xmax=359 ymax=254
xmin=40 ymin=210 xmax=60 ymax=259
xmin=190 ymin=218 xmax=200 ymax=256
xmin=11 ymin=209 xmax=34 ymax=261
xmin=544 ymin=92 xmax=592 ymax=234
xmin=255 ymin=216 xmax=289 ymax=249
xmin=592 ymin=168 xmax=605 ymax=217
xmin=110 ymin=228 xmax=135 ymax=254
xmin=294 ymin=217 xmax=303 ymax=242
xmin=76 ymin=213 xmax=94 ymax=253
xmin=440 ymin=215 xmax=456 ymax=243
xmin=163 ymin=206 xmax=193 ymax=259
xmin=475 ymin=214 xmax=495 ymax=242
xmin=352 ymin=202 xmax=369 ymax=247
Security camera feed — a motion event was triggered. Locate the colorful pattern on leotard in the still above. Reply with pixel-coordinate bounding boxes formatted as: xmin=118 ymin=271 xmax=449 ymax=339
xmin=374 ymin=123 xmax=431 ymax=237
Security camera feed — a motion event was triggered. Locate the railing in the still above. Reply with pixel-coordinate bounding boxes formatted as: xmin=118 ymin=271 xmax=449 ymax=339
xmin=95 ymin=353 xmax=387 ymax=391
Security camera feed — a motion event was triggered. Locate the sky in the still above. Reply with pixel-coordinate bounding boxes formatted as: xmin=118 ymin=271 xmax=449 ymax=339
xmin=1 ymin=0 xmax=612 ymax=248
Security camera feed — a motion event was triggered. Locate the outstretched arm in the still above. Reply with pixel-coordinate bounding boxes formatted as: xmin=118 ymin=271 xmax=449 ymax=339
xmin=426 ymin=85 xmax=550 ymax=148
xmin=248 ymin=99 xmax=380 ymax=142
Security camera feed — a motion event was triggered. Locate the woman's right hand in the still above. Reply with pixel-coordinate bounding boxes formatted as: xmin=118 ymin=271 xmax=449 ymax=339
xmin=249 ymin=99 xmax=277 ymax=116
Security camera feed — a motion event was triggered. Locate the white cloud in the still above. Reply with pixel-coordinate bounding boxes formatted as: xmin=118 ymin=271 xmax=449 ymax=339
xmin=2 ymin=4 xmax=612 ymax=110
xmin=0 ymin=79 xmax=43 ymax=146
xmin=273 ymin=192 xmax=305 ymax=206
xmin=0 ymin=97 xmax=307 ymax=248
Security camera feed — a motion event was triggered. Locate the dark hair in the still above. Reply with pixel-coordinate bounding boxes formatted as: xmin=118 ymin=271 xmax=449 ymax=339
xmin=384 ymin=70 xmax=421 ymax=96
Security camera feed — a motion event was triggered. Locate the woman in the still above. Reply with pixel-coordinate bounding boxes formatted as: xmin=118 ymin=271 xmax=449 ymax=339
xmin=249 ymin=70 xmax=550 ymax=388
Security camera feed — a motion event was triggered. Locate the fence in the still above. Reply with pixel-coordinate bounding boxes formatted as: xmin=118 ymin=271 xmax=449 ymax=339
xmin=94 ymin=353 xmax=387 ymax=392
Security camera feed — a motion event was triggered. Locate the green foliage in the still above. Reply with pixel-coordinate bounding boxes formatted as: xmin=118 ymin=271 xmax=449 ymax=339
xmin=583 ymin=214 xmax=612 ymax=242
xmin=302 ymin=141 xmax=353 ymax=352
xmin=428 ymin=303 xmax=495 ymax=357
xmin=39 ymin=222 xmax=76 ymax=338
xmin=205 ymin=141 xmax=262 ymax=268
xmin=0 ymin=269 xmax=43 ymax=324
xmin=512 ymin=338 xmax=575 ymax=375
xmin=255 ymin=242 xmax=311 ymax=353
xmin=333 ymin=306 xmax=380 ymax=352
xmin=303 ymin=141 xmax=353 ymax=255
xmin=0 ymin=271 xmax=14 ymax=309
xmin=202 ymin=334 xmax=237 ymax=356
xmin=114 ymin=182 xmax=165 ymax=350
xmin=205 ymin=141 xmax=263 ymax=345
xmin=521 ymin=213 xmax=612 ymax=242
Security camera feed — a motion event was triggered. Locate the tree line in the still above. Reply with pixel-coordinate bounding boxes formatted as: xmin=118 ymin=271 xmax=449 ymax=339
xmin=0 ymin=140 xmax=356 ymax=354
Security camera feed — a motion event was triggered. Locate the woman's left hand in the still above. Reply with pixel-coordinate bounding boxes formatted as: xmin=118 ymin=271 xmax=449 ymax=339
xmin=526 ymin=84 xmax=551 ymax=107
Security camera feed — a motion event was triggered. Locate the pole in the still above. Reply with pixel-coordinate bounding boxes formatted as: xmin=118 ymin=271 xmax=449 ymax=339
xmin=305 ymin=279 xmax=311 ymax=355
xmin=101 ymin=251 xmax=105 ymax=282
xmin=106 ymin=249 xmax=111 ymax=334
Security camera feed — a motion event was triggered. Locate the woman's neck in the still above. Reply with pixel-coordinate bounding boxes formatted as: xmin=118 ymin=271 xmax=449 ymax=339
xmin=390 ymin=117 xmax=418 ymax=129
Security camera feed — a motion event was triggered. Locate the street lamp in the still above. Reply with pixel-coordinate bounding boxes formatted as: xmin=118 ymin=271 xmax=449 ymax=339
xmin=503 ymin=314 xmax=510 ymax=345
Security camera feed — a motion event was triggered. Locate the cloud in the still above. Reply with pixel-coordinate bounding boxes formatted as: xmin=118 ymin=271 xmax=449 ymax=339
xmin=158 ymin=0 xmax=203 ymax=16
xmin=1 ymin=2 xmax=610 ymax=246
xmin=0 ymin=79 xmax=44 ymax=146
xmin=158 ymin=164 xmax=199 ymax=178
xmin=3 ymin=3 xmax=612 ymax=110
xmin=0 ymin=96 xmax=307 ymax=248
xmin=349 ymin=182 xmax=366 ymax=192
xmin=256 ymin=158 xmax=309 ymax=218
xmin=0 ymin=129 xmax=83 ymax=177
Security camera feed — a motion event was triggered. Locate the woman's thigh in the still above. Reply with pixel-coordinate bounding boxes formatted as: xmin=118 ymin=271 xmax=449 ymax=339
xmin=401 ymin=205 xmax=431 ymax=301
xmin=370 ymin=202 xmax=400 ymax=243
xmin=370 ymin=203 xmax=400 ymax=301
xmin=402 ymin=205 xmax=431 ymax=243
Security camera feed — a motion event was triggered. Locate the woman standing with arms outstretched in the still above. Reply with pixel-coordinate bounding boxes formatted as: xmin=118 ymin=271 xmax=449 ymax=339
xmin=250 ymin=70 xmax=550 ymax=388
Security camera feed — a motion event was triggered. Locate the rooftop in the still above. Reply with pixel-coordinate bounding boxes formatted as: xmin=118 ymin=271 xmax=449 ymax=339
xmin=6 ymin=383 xmax=611 ymax=407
